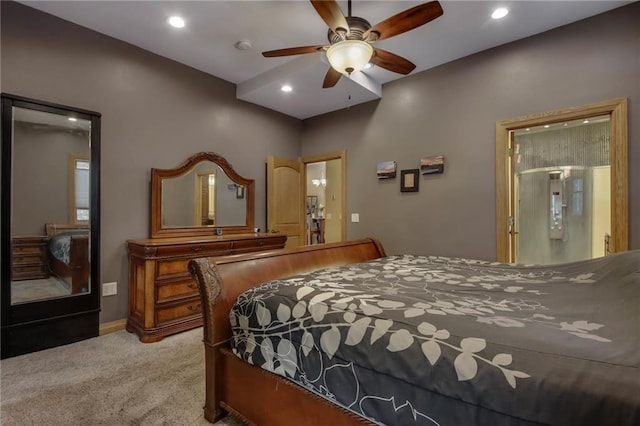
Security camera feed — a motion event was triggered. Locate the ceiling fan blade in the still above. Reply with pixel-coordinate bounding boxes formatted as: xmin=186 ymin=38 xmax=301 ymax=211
xmin=371 ymin=49 xmax=416 ymax=75
xmin=311 ymin=0 xmax=349 ymax=35
xmin=323 ymin=67 xmax=342 ymax=88
xmin=262 ymin=45 xmax=325 ymax=57
xmin=364 ymin=1 xmax=443 ymax=42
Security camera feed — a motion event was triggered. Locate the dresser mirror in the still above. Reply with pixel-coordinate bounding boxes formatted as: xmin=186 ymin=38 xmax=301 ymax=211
xmin=150 ymin=152 xmax=255 ymax=238
xmin=1 ymin=93 xmax=101 ymax=358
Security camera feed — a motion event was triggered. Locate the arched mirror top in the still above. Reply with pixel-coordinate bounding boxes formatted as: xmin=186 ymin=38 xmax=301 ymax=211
xmin=150 ymin=152 xmax=255 ymax=238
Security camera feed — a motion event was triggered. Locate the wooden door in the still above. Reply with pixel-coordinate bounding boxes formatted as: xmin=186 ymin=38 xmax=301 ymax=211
xmin=267 ymin=156 xmax=305 ymax=248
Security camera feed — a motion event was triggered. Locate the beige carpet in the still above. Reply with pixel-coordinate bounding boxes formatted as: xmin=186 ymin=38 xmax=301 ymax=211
xmin=10 ymin=277 xmax=71 ymax=304
xmin=0 ymin=328 xmax=243 ymax=426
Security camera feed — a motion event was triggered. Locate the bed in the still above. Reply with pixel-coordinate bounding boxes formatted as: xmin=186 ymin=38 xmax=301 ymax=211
xmin=188 ymin=238 xmax=640 ymax=426
xmin=44 ymin=223 xmax=90 ymax=294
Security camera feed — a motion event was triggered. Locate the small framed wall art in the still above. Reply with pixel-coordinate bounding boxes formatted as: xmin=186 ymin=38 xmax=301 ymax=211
xmin=400 ymin=169 xmax=420 ymax=192
xmin=377 ymin=161 xmax=397 ymax=179
xmin=420 ymin=155 xmax=445 ymax=174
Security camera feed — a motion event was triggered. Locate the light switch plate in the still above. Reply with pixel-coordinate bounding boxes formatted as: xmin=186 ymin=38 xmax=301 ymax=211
xmin=351 ymin=213 xmax=360 ymax=223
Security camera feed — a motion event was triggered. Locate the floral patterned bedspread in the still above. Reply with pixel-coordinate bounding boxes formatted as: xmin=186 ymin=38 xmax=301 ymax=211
xmin=230 ymin=251 xmax=640 ymax=425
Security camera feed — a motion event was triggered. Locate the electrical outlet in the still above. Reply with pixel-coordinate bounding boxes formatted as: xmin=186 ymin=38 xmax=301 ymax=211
xmin=351 ymin=213 xmax=360 ymax=223
xmin=102 ymin=282 xmax=117 ymax=296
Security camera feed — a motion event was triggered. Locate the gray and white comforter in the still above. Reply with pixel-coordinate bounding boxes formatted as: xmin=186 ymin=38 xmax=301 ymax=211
xmin=230 ymin=251 xmax=640 ymax=425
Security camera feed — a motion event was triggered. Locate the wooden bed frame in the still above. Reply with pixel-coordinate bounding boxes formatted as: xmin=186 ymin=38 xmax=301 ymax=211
xmin=44 ymin=223 xmax=90 ymax=294
xmin=188 ymin=238 xmax=386 ymax=425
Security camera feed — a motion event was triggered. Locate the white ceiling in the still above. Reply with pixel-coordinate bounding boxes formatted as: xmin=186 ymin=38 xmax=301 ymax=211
xmin=19 ymin=0 xmax=632 ymax=120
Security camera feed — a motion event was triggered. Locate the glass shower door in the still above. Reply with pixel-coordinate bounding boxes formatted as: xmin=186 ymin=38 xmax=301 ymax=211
xmin=512 ymin=116 xmax=611 ymax=265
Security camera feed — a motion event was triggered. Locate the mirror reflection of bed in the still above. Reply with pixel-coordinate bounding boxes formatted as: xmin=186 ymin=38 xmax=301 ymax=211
xmin=11 ymin=223 xmax=90 ymax=305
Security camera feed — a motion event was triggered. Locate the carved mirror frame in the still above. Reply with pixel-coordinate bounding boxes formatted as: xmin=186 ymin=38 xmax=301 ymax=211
xmin=150 ymin=152 xmax=255 ymax=238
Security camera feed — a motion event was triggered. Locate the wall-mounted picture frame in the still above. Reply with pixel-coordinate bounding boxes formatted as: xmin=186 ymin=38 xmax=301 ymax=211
xmin=420 ymin=155 xmax=445 ymax=174
xmin=236 ymin=185 xmax=245 ymax=199
xmin=400 ymin=169 xmax=420 ymax=192
xmin=377 ymin=161 xmax=397 ymax=179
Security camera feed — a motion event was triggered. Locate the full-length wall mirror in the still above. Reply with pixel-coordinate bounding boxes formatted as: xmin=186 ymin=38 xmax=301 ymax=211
xmin=150 ymin=152 xmax=254 ymax=238
xmin=1 ymin=94 xmax=101 ymax=358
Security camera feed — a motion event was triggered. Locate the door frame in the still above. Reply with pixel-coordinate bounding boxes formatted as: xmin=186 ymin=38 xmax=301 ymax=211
xmin=495 ymin=98 xmax=628 ymax=262
xmin=301 ymin=150 xmax=347 ymax=242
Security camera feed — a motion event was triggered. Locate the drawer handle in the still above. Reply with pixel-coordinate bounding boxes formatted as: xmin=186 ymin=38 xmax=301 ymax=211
xmin=187 ymin=303 xmax=201 ymax=312
xmin=187 ymin=282 xmax=198 ymax=290
xmin=258 ymin=240 xmax=264 ymax=246
xmin=190 ymin=246 xmax=202 ymax=252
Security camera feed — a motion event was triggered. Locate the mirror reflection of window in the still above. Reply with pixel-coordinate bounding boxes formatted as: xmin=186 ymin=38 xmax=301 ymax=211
xmin=71 ymin=156 xmax=90 ymax=223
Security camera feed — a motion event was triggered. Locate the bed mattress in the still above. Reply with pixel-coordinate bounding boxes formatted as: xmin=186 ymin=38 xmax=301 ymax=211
xmin=229 ymin=252 xmax=640 ymax=425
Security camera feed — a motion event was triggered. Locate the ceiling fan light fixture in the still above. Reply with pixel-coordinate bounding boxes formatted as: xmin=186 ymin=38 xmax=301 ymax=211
xmin=326 ymin=40 xmax=374 ymax=75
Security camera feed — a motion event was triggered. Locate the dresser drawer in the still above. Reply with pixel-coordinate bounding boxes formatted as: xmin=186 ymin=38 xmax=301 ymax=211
xmin=156 ymin=299 xmax=202 ymax=325
xmin=157 ymin=278 xmax=199 ymax=302
xmin=13 ymin=253 xmax=45 ymax=265
xmin=156 ymin=258 xmax=190 ymax=277
xmin=13 ymin=245 xmax=45 ymax=255
xmin=154 ymin=241 xmax=232 ymax=258
xmin=12 ymin=264 xmax=48 ymax=280
xmin=232 ymin=237 xmax=284 ymax=253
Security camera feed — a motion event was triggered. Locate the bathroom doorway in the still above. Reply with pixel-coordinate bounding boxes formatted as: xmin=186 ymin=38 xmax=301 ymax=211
xmin=496 ymin=99 xmax=628 ymax=264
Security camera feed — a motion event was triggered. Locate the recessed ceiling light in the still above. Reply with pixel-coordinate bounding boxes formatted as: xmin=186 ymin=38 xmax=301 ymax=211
xmin=281 ymin=85 xmax=293 ymax=93
xmin=68 ymin=117 xmax=77 ymax=122
xmin=544 ymin=125 xmax=550 ymax=128
xmin=491 ymin=7 xmax=509 ymax=20
xmin=583 ymin=119 xmax=590 ymax=124
xmin=167 ymin=16 xmax=185 ymax=28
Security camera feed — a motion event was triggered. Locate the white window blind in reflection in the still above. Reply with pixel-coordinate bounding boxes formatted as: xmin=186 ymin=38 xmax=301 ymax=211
xmin=75 ymin=160 xmax=90 ymax=221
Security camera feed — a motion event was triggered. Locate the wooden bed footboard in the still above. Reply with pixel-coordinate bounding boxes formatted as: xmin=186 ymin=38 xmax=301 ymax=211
xmin=45 ymin=223 xmax=90 ymax=294
xmin=188 ymin=238 xmax=386 ymax=424
xmin=48 ymin=234 xmax=89 ymax=294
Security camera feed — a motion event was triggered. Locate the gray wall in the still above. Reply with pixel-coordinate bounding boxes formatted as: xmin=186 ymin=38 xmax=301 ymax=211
xmin=1 ymin=1 xmax=301 ymax=322
xmin=300 ymin=3 xmax=639 ymax=259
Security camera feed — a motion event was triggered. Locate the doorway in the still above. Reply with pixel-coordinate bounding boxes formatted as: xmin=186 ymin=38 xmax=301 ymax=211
xmin=266 ymin=151 xmax=346 ymax=248
xmin=303 ymin=150 xmax=346 ymax=245
xmin=496 ymin=98 xmax=628 ymax=263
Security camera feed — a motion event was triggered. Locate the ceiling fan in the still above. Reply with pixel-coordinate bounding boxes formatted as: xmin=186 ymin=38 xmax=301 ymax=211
xmin=262 ymin=0 xmax=444 ymax=88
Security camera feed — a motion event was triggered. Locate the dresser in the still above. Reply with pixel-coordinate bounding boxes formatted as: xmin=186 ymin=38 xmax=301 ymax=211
xmin=126 ymin=233 xmax=287 ymax=342
xmin=11 ymin=236 xmax=49 ymax=281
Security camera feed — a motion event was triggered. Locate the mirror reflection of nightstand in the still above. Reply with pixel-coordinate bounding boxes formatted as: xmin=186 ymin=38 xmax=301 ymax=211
xmin=11 ymin=236 xmax=48 ymax=281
